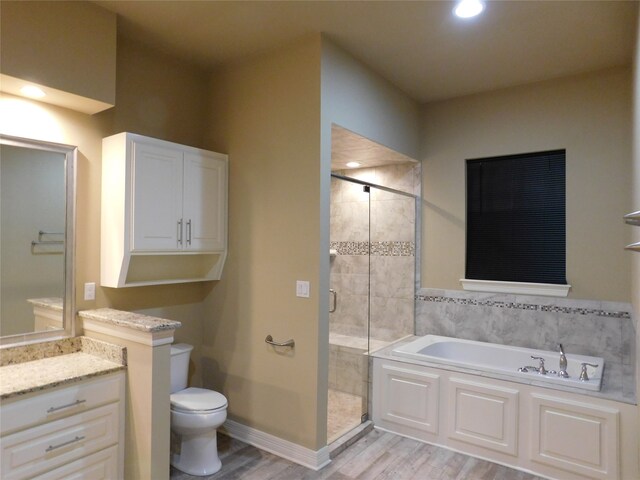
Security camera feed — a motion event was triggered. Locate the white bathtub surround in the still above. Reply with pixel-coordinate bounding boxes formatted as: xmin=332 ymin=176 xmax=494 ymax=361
xmin=394 ymin=335 xmax=604 ymax=392
xmin=415 ymin=288 xmax=636 ymax=402
xmin=372 ymin=339 xmax=638 ymax=480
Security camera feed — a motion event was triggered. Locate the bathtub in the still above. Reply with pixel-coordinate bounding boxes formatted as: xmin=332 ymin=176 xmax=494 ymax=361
xmin=392 ymin=335 xmax=604 ymax=391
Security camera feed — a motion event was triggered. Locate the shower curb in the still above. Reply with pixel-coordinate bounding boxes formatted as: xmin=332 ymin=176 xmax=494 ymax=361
xmin=328 ymin=420 xmax=374 ymax=459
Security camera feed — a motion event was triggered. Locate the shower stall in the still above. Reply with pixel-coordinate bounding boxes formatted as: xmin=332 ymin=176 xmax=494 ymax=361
xmin=327 ymin=165 xmax=418 ymax=443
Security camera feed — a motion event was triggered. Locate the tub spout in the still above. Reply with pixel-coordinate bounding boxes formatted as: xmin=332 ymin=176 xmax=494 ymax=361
xmin=557 ymin=344 xmax=569 ymax=378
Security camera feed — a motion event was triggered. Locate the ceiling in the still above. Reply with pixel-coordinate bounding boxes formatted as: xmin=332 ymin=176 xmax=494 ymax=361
xmin=331 ymin=125 xmax=416 ymax=170
xmin=95 ymin=0 xmax=637 ymax=104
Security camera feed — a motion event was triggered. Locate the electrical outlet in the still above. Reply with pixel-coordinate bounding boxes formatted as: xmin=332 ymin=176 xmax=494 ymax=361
xmin=84 ymin=282 xmax=96 ymax=301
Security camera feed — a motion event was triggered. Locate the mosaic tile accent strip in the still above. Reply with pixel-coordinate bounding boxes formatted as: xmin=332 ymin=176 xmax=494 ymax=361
xmin=370 ymin=241 xmax=415 ymax=256
xmin=330 ymin=241 xmax=415 ymax=257
xmin=330 ymin=241 xmax=370 ymax=256
xmin=415 ymin=294 xmax=631 ymax=319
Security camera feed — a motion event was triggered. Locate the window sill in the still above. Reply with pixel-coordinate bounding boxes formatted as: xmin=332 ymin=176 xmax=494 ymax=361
xmin=460 ymin=279 xmax=571 ymax=297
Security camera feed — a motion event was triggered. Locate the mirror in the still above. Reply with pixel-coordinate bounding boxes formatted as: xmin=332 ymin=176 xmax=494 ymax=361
xmin=0 ymin=134 xmax=76 ymax=345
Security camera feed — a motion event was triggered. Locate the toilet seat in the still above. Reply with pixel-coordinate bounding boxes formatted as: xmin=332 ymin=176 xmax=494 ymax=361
xmin=171 ymin=387 xmax=228 ymax=414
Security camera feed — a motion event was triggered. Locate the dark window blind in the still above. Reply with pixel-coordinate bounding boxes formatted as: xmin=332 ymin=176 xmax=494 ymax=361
xmin=466 ymin=150 xmax=566 ymax=285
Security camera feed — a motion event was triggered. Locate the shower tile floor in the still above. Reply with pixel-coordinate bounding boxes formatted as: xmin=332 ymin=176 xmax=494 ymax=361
xmin=327 ymin=389 xmax=364 ymax=443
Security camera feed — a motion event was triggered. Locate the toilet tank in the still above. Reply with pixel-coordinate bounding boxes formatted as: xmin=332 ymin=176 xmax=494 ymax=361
xmin=170 ymin=343 xmax=194 ymax=394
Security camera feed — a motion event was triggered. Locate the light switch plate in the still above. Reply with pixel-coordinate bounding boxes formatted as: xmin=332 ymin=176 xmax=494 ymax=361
xmin=84 ymin=282 xmax=96 ymax=301
xmin=296 ymin=280 xmax=310 ymax=298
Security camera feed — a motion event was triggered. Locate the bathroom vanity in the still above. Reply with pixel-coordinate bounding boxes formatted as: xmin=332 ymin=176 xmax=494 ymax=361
xmin=0 ymin=337 xmax=126 ymax=480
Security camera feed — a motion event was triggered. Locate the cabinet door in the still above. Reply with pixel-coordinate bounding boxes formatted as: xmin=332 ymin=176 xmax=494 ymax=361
xmin=131 ymin=141 xmax=183 ymax=251
xmin=530 ymin=393 xmax=619 ymax=479
xmin=447 ymin=377 xmax=519 ymax=456
xmin=183 ymin=152 xmax=227 ymax=251
xmin=373 ymin=360 xmax=440 ymax=437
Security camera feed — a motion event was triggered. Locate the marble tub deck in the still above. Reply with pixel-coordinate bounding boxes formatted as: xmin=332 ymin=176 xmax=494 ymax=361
xmin=0 ymin=336 xmax=126 ymax=400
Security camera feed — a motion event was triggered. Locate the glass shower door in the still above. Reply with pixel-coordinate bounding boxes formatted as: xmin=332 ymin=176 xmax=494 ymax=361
xmin=328 ymin=177 xmax=370 ymax=443
xmin=368 ymin=185 xmax=416 ymax=351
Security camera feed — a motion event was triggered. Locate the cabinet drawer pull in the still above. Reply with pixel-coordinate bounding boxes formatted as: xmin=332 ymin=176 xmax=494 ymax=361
xmin=187 ymin=219 xmax=192 ymax=246
xmin=45 ymin=435 xmax=85 ymax=453
xmin=46 ymin=399 xmax=86 ymax=413
xmin=177 ymin=219 xmax=183 ymax=245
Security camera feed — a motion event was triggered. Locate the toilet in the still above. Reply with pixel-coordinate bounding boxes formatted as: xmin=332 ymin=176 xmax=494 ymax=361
xmin=170 ymin=343 xmax=228 ymax=476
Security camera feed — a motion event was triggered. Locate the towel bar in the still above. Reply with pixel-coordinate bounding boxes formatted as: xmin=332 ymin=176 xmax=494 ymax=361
xmin=265 ymin=335 xmax=295 ymax=348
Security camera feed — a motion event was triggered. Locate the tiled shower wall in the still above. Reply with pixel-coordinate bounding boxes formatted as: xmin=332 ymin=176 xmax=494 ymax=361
xmin=329 ymin=163 xmax=419 ymax=345
xmin=416 ymin=287 xmax=636 ymax=401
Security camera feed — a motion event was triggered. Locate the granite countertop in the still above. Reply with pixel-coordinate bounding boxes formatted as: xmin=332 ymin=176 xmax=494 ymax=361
xmin=27 ymin=297 xmax=63 ymax=311
xmin=372 ymin=336 xmax=636 ymax=405
xmin=0 ymin=336 xmax=126 ymax=400
xmin=79 ymin=308 xmax=182 ymax=332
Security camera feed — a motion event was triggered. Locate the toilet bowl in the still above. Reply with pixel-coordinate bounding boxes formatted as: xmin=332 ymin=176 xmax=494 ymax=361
xmin=170 ymin=344 xmax=228 ymax=476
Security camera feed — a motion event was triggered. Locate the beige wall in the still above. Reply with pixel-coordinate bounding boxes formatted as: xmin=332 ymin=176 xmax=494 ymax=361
xmin=321 ymin=39 xmax=421 ymax=161
xmin=0 ymin=29 xmax=211 ymax=477
xmin=632 ymin=9 xmax=640 ymax=470
xmin=0 ymin=1 xmax=116 ymax=105
xmin=421 ymin=67 xmax=633 ymax=302
xmin=203 ymin=36 xmax=323 ymax=450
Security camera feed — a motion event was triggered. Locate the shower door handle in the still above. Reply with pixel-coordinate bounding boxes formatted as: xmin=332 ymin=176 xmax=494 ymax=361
xmin=329 ymin=289 xmax=337 ymax=313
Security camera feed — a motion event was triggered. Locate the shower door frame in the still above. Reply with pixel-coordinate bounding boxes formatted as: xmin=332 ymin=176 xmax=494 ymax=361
xmin=329 ymin=173 xmax=419 ymax=431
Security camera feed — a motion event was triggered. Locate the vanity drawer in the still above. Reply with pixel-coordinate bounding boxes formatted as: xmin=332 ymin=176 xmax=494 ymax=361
xmin=32 ymin=445 xmax=118 ymax=480
xmin=0 ymin=373 xmax=123 ymax=435
xmin=0 ymin=402 xmax=120 ymax=480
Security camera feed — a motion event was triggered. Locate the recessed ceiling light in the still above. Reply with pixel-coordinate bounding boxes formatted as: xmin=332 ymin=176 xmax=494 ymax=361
xmin=20 ymin=85 xmax=46 ymax=98
xmin=346 ymin=162 xmax=361 ymax=168
xmin=454 ymin=0 xmax=484 ymax=18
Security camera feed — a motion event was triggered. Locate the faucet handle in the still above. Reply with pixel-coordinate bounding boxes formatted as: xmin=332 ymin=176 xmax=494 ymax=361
xmin=558 ymin=343 xmax=565 ymax=355
xmin=579 ymin=362 xmax=599 ymax=381
xmin=531 ymin=356 xmax=547 ymax=375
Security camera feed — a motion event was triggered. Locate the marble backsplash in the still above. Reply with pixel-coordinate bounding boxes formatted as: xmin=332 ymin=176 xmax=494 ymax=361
xmin=416 ymin=287 xmax=636 ymax=400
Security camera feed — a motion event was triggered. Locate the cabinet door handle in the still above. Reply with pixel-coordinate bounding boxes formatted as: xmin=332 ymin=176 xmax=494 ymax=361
xmin=177 ymin=219 xmax=183 ymax=245
xmin=187 ymin=219 xmax=192 ymax=246
xmin=45 ymin=435 xmax=85 ymax=453
xmin=46 ymin=399 xmax=86 ymax=414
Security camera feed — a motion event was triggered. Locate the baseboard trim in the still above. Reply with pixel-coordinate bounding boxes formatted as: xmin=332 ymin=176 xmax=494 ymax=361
xmin=221 ymin=419 xmax=331 ymax=471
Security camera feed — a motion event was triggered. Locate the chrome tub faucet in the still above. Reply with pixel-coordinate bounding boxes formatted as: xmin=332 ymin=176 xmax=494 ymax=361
xmin=557 ymin=344 xmax=569 ymax=378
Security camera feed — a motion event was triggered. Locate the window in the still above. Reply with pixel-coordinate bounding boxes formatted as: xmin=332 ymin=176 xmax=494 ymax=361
xmin=465 ymin=150 xmax=566 ymax=286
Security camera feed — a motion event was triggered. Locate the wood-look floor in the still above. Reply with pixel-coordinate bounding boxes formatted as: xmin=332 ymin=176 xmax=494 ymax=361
xmin=170 ymin=429 xmax=545 ymax=480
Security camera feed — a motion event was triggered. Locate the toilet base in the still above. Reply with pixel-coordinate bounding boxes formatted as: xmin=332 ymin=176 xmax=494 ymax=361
xmin=171 ymin=429 xmax=221 ymax=476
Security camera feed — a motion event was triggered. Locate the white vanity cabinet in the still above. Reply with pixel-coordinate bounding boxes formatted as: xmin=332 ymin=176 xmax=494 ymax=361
xmin=0 ymin=372 xmax=125 ymax=480
xmin=101 ymin=132 xmax=228 ymax=287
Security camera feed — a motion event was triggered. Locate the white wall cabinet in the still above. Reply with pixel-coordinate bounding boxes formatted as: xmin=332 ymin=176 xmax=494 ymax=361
xmin=101 ymin=132 xmax=228 ymax=287
xmin=373 ymin=358 xmax=637 ymax=480
xmin=0 ymin=372 xmax=125 ymax=480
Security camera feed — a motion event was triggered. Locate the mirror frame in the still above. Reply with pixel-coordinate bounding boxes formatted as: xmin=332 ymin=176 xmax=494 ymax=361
xmin=0 ymin=134 xmax=76 ymax=346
